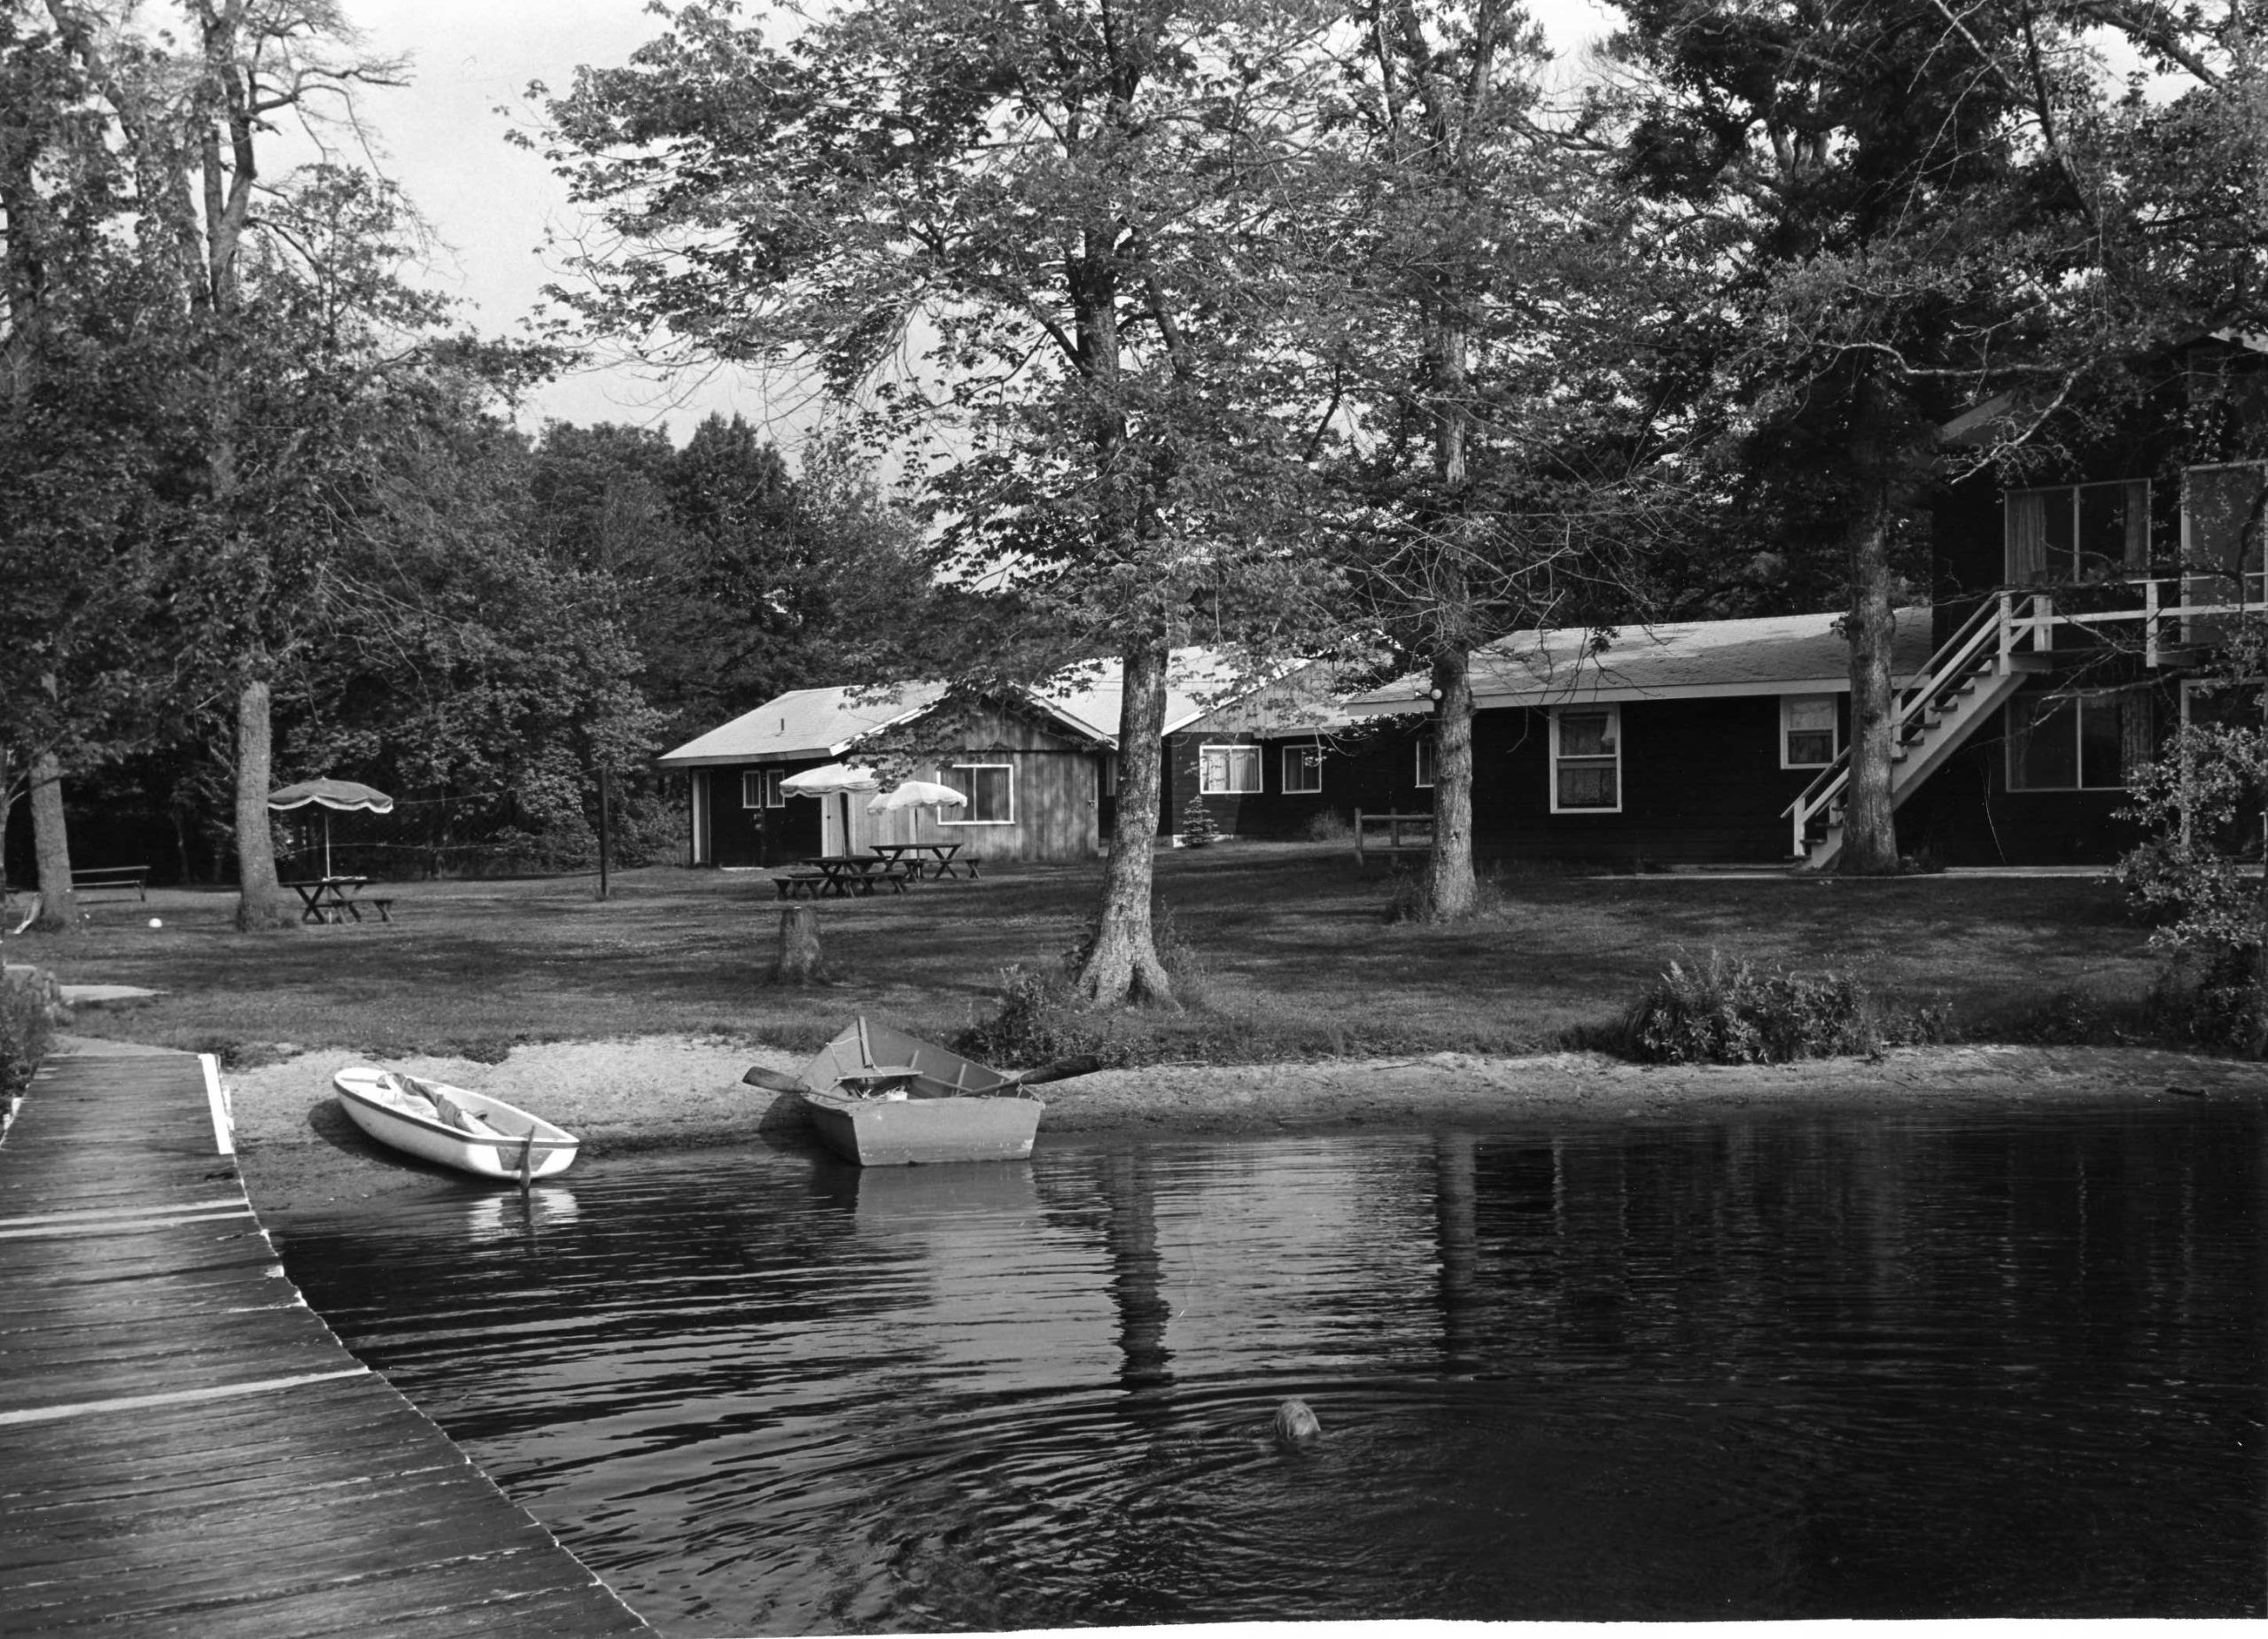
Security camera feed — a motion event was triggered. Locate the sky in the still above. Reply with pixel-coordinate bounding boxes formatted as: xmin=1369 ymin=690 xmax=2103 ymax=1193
xmin=330 ymin=0 xmax=1623 ymax=447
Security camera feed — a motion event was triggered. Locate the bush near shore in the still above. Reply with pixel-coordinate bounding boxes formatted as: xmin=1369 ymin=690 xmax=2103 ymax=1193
xmin=0 ymin=844 xmax=2180 ymax=1069
xmin=0 ymin=966 xmax=62 ymax=1099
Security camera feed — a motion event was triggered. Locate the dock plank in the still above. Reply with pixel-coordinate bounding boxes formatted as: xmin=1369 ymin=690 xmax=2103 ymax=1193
xmin=0 ymin=1050 xmax=648 ymax=1635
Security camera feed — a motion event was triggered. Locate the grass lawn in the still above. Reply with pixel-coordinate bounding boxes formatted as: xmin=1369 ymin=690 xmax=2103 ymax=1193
xmin=4 ymin=844 xmax=2169 ymax=1066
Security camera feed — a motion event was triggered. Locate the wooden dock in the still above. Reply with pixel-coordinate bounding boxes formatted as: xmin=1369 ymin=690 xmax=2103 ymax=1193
xmin=0 ymin=1044 xmax=649 ymax=1635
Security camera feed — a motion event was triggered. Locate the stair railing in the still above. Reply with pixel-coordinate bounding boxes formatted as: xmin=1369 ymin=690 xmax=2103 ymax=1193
xmin=1783 ymin=593 xmax=2039 ymax=859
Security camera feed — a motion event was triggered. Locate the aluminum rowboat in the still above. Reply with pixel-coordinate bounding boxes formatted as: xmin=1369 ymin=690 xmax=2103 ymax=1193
xmin=790 ymin=1018 xmax=1042 ymax=1168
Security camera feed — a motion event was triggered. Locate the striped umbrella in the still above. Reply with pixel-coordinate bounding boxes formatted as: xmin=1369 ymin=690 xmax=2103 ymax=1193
xmin=268 ymin=779 xmax=394 ymax=879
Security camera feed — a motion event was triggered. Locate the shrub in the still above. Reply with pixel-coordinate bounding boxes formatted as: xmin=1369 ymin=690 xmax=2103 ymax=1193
xmin=1178 ymin=796 xmax=1220 ymax=848
xmin=1302 ymin=809 xmax=1353 ymax=843
xmin=2140 ymin=948 xmax=2268 ymax=1053
xmin=952 ymin=898 xmax=1207 ymax=1066
xmin=2113 ymin=623 xmax=2268 ymax=1054
xmin=1 ymin=965 xmax=61 ymax=1100
xmin=1624 ymin=948 xmax=1885 ymax=1064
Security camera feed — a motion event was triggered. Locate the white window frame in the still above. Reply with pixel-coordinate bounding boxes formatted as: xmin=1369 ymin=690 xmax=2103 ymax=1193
xmin=741 ymin=769 xmax=785 ymax=810
xmin=1550 ymin=704 xmax=1622 ymax=814
xmin=1781 ymin=695 xmax=1839 ymax=770
xmin=941 ymin=762 xmax=1015 ymax=825
xmin=2004 ymin=694 xmax=2126 ymax=792
xmin=1414 ymin=741 xmax=1435 ymax=788
xmin=1199 ymin=742 xmax=1262 ymax=795
xmin=1282 ymin=743 xmax=1324 ymax=795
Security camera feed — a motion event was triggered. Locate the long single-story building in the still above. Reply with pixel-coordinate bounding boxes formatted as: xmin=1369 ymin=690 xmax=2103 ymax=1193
xmin=1346 ymin=612 xmax=1935 ymax=865
xmin=1167 ymin=664 xmax=1429 ymax=840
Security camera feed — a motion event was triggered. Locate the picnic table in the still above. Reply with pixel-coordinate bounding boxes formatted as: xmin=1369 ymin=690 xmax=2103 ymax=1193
xmin=284 ymin=875 xmax=386 ymax=924
xmin=869 ymin=842 xmax=978 ymax=880
xmin=71 ymin=865 xmax=151 ymax=901
xmin=797 ymin=856 xmax=916 ymax=897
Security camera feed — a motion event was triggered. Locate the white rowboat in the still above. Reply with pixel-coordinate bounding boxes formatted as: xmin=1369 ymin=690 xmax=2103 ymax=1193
xmin=332 ymin=1067 xmax=580 ymax=1185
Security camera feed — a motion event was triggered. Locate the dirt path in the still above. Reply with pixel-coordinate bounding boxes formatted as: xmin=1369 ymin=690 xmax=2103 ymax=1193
xmin=195 ymin=1035 xmax=2268 ymax=1213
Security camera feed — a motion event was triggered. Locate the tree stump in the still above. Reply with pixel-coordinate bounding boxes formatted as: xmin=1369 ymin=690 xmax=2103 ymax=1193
xmin=771 ymin=904 xmax=825 ymax=986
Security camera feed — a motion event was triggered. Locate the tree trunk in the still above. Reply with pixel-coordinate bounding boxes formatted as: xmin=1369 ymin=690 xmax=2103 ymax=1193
xmin=1422 ymin=648 xmax=1480 ymax=918
xmin=1838 ymin=381 xmax=1905 ymax=876
xmin=1071 ymin=635 xmax=1175 ymax=1008
xmin=232 ymin=676 xmax=291 ymax=929
xmin=771 ymin=904 xmax=824 ymax=986
xmin=0 ymin=751 xmax=13 ymax=949
xmin=28 ymin=752 xmax=79 ymax=933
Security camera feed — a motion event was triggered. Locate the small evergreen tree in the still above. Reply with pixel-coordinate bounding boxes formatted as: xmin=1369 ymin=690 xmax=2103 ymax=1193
xmin=1178 ymin=796 xmax=1220 ymax=850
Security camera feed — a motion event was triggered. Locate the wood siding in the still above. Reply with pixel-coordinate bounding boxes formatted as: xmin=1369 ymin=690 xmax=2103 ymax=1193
xmin=1164 ymin=723 xmax=1430 ymax=839
xmin=1467 ymin=696 xmax=1838 ymax=864
xmin=693 ymin=705 xmax=1103 ymax=866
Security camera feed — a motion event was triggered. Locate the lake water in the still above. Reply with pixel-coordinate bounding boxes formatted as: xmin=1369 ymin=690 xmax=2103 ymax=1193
xmin=266 ymin=1104 xmax=2267 ymax=1634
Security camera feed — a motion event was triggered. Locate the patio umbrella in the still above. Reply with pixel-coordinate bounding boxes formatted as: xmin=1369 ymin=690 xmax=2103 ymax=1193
xmin=779 ymin=763 xmax=882 ymax=796
xmin=268 ymin=778 xmax=394 ymax=879
xmin=781 ymin=763 xmax=881 ymax=854
xmin=865 ymin=780 xmax=967 ymax=813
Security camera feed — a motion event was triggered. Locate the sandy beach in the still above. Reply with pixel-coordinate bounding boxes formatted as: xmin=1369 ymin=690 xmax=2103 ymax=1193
xmin=209 ymin=1034 xmax=2268 ymax=1212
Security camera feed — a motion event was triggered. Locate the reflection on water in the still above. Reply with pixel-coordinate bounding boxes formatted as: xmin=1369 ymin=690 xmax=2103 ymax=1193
xmin=269 ymin=1104 xmax=2268 ymax=1634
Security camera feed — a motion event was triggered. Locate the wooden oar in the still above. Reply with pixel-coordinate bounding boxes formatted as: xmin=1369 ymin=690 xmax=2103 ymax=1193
xmin=1006 ymin=1054 xmax=1103 ymax=1088
xmin=742 ymin=1065 xmax=808 ymax=1094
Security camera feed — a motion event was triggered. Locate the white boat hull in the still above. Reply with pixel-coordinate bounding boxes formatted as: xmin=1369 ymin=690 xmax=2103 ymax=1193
xmin=333 ymin=1068 xmax=579 ymax=1183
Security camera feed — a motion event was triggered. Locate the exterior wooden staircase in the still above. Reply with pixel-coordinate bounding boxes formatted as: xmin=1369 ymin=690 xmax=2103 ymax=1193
xmin=1787 ymin=593 xmax=2054 ymax=870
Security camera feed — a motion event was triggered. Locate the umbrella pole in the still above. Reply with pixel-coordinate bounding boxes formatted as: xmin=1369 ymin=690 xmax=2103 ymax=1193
xmin=323 ymin=812 xmax=333 ymax=880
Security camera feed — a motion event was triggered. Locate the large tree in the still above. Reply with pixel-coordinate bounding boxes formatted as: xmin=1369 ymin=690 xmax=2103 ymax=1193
xmin=1305 ymin=0 xmax=1688 ymax=917
xmin=1607 ymin=0 xmax=2264 ymax=872
xmin=538 ymin=0 xmax=1341 ymax=1006
xmin=45 ymin=0 xmax=427 ymax=927
xmin=1 ymin=4 xmax=177 ymax=933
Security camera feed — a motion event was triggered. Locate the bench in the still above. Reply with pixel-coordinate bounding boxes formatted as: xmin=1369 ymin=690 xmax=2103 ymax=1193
xmin=365 ymin=897 xmax=395 ymax=922
xmin=775 ymin=873 xmax=827 ymax=900
xmin=69 ymin=866 xmax=150 ymax=901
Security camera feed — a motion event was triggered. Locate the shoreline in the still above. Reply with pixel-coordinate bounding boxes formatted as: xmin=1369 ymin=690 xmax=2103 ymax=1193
xmin=188 ymin=1034 xmax=2268 ymax=1214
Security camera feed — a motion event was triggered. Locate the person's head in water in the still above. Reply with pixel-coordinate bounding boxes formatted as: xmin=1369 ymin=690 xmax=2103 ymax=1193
xmin=1273 ymin=1397 xmax=1321 ymax=1445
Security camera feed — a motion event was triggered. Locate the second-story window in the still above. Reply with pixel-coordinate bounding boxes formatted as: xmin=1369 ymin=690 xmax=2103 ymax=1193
xmin=2005 ymin=479 xmax=2149 ymax=582
xmin=2184 ymin=462 xmax=2268 ymax=572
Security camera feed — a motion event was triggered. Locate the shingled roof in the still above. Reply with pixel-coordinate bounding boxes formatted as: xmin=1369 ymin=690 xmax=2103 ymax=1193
xmin=1345 ymin=610 xmax=1932 ymax=714
xmin=656 ymin=649 xmax=1262 ymax=767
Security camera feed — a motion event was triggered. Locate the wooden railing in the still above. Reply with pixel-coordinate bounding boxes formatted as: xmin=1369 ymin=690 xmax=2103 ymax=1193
xmin=1352 ymin=810 xmax=1433 ymax=864
xmin=1784 ymin=572 xmax=2268 ymax=861
xmin=1783 ymin=590 xmax=2052 ymax=860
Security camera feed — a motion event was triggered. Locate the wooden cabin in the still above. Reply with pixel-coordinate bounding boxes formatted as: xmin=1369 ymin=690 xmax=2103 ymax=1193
xmin=658 ymin=683 xmax=1113 ymax=866
xmin=1346 ymin=613 xmax=1932 ymax=866
xmin=1169 ymin=664 xmax=1430 ymax=839
xmin=656 ymin=649 xmax=1282 ymax=867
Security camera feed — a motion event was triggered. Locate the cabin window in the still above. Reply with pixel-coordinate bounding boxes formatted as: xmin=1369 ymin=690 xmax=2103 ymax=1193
xmin=1283 ymin=744 xmax=1324 ymax=795
xmin=2184 ymin=462 xmax=2268 ymax=571
xmin=1200 ymin=743 xmax=1262 ymax=795
xmin=2004 ymin=479 xmax=2149 ymax=581
xmin=1550 ymin=705 xmax=1620 ymax=812
xmin=741 ymin=769 xmax=784 ymax=809
xmin=1099 ymin=754 xmax=1118 ymax=797
xmin=1782 ymin=695 xmax=1838 ymax=768
xmin=1414 ymin=741 xmax=1435 ymax=788
xmin=942 ymin=763 xmax=1014 ymax=824
xmin=2006 ymin=695 xmax=2125 ymax=790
